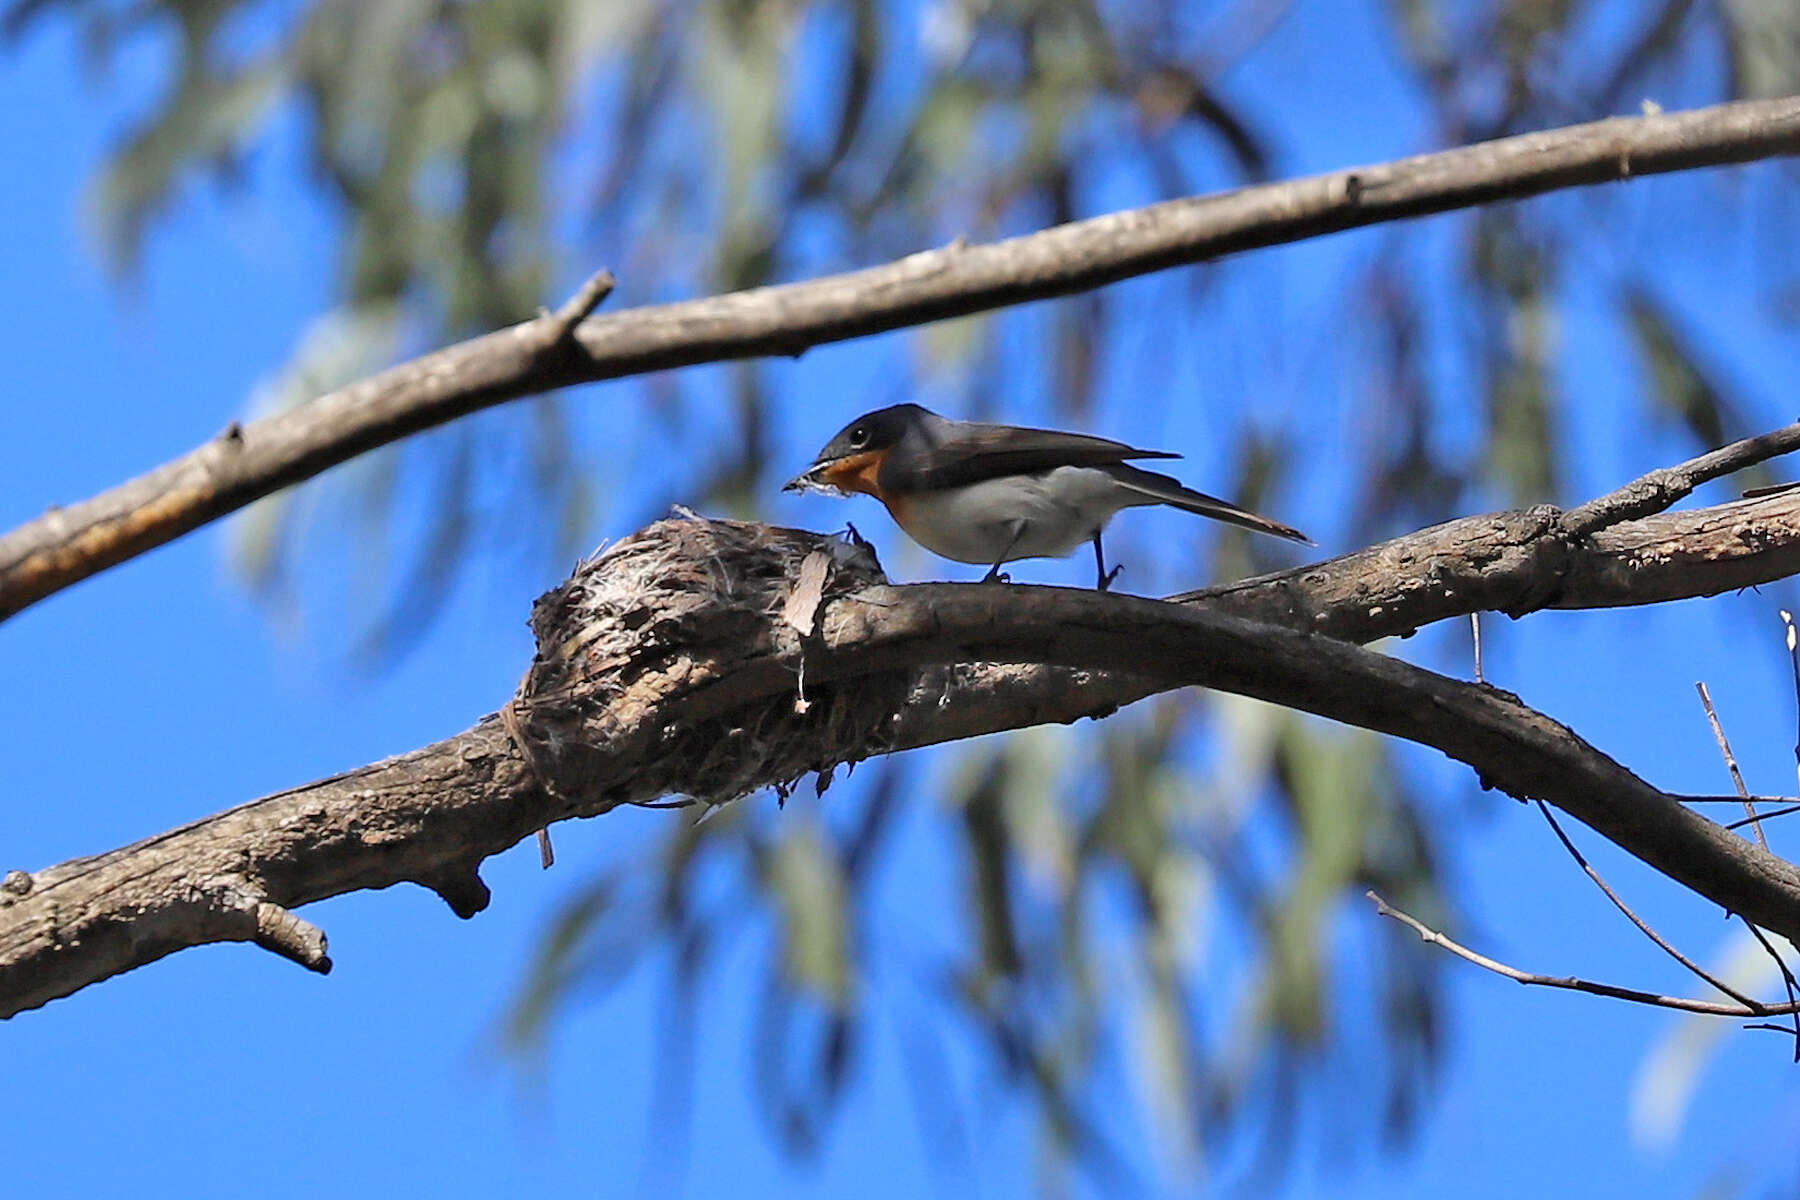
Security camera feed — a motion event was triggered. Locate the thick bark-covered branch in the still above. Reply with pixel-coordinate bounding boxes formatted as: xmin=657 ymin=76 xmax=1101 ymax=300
xmin=897 ymin=483 xmax=1800 ymax=752
xmin=8 ymin=475 xmax=1800 ymax=1016
xmin=3 ymin=96 xmax=1799 ymax=623
xmin=811 ymin=586 xmax=1800 ymax=937
xmin=0 ymin=718 xmax=536 ymax=1016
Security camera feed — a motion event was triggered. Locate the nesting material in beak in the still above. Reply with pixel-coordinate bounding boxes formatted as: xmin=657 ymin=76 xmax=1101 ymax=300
xmin=783 ymin=463 xmax=836 ymax=495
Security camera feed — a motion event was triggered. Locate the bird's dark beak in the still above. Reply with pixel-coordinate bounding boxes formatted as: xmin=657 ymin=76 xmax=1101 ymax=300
xmin=783 ymin=463 xmax=829 ymax=494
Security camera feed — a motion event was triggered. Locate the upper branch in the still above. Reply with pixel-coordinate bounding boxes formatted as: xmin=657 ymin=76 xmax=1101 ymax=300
xmin=3 ymin=96 xmax=1799 ymax=623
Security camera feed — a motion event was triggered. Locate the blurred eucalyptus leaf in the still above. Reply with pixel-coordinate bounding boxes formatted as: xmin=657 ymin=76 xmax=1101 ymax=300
xmin=1722 ymin=0 xmax=1800 ymax=99
xmin=1629 ymin=926 xmax=1777 ymax=1151
xmin=760 ymin=817 xmax=855 ymax=1007
xmin=228 ymin=303 xmax=405 ymax=595
xmin=1625 ymin=286 xmax=1766 ymax=482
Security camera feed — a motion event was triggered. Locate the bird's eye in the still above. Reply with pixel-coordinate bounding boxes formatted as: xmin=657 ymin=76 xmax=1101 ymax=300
xmin=848 ymin=426 xmax=869 ymax=447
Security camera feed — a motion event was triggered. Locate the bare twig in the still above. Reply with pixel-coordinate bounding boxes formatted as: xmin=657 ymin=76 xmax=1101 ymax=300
xmin=1763 ymin=607 xmax=1800 ymax=1053
xmin=1564 ymin=420 xmax=1800 ymax=535
xmin=1785 ymin=611 xmax=1800 ymax=801
xmin=1531 ymin=799 xmax=1764 ymax=1010
xmin=1165 ymin=415 xmax=1800 ymax=675
xmin=1471 ymin=612 xmax=1485 ymax=684
xmin=1738 ymin=917 xmax=1800 ymax=1057
xmin=1726 ymin=804 xmax=1800 ymax=830
xmin=539 ymin=268 xmax=617 ymax=344
xmin=1697 ymin=681 xmax=1766 ymax=849
xmin=500 ymin=692 xmax=563 ymax=870
xmin=3 ymin=98 xmax=1800 ymax=624
xmin=1369 ymin=891 xmax=1795 ymax=1021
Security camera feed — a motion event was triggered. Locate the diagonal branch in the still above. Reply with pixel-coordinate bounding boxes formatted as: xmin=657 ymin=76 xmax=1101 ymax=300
xmin=3 ymin=97 xmax=1800 ymax=623
xmin=8 ymin=492 xmax=1800 ymax=1017
xmin=806 ymin=581 xmax=1800 ymax=939
xmin=1564 ymin=422 xmax=1800 ymax=536
xmin=911 ymin=483 xmax=1800 ymax=753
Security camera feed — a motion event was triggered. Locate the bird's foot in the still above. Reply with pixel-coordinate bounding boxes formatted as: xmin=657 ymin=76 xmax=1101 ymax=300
xmin=981 ymin=567 xmax=1012 ymax=584
xmin=1097 ymin=564 xmax=1123 ymax=592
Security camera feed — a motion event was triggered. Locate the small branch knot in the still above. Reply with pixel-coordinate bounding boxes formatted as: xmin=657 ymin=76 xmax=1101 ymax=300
xmin=247 ymin=899 xmax=332 ymax=974
xmin=419 ymin=866 xmax=492 ymax=919
xmin=532 ymin=268 xmax=617 ymax=351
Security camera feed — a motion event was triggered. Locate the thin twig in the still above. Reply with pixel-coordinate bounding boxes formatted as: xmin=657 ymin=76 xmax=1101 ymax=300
xmin=1725 ymin=803 xmax=1800 ymax=831
xmin=1369 ymin=891 xmax=1795 ymax=1021
xmin=538 ymin=268 xmax=617 ymax=345
xmin=1564 ymin=420 xmax=1800 ymax=535
xmin=1165 ymin=474 xmax=1800 ymax=624
xmin=1532 ymin=798 xmax=1765 ymax=1010
xmin=1738 ymin=917 xmax=1800 ymax=1059
xmin=1764 ymin=608 xmax=1800 ymax=1054
xmin=1697 ymin=680 xmax=1767 ymax=849
xmin=1785 ymin=611 xmax=1800 ymax=803
xmin=1471 ymin=612 xmax=1484 ymax=684
xmin=500 ymin=697 xmax=562 ymax=870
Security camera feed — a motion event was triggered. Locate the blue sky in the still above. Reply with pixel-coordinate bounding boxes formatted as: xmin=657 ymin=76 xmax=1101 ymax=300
xmin=4 ymin=4 xmax=1800 ymax=1198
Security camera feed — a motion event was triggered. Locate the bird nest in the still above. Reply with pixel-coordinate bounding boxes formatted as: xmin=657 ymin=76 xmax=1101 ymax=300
xmin=507 ymin=516 xmax=907 ymax=812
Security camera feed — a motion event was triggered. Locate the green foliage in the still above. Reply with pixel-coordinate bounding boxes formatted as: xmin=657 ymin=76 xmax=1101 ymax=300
xmin=13 ymin=0 xmax=1800 ymax=1186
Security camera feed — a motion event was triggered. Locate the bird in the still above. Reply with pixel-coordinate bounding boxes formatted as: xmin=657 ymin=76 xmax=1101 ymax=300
xmin=783 ymin=403 xmax=1310 ymax=590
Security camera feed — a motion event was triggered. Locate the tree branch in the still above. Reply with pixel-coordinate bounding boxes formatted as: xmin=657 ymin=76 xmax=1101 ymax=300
xmin=1531 ymin=797 xmax=1765 ymax=1010
xmin=904 ymin=483 xmax=1800 ymax=754
xmin=809 ymin=583 xmax=1800 ymax=939
xmin=1369 ymin=891 xmax=1795 ymax=1019
xmin=3 ymin=97 xmax=1799 ymax=623
xmin=10 ymin=476 xmax=1800 ymax=1015
xmin=1564 ymin=422 xmax=1800 ymax=535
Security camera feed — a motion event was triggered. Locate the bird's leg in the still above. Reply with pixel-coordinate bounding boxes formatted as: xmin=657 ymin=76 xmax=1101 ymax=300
xmin=1093 ymin=531 xmax=1123 ymax=591
xmin=982 ymin=522 xmax=1027 ymax=584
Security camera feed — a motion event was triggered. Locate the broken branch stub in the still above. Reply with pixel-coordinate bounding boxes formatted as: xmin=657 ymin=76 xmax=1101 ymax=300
xmin=507 ymin=518 xmax=907 ymax=812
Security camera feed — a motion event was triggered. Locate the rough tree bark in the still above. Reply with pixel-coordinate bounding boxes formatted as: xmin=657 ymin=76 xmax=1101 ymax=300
xmin=7 ymin=448 xmax=1800 ymax=1016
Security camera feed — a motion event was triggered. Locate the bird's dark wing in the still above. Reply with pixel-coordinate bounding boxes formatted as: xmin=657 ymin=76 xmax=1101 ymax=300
xmin=878 ymin=421 xmax=1178 ymax=491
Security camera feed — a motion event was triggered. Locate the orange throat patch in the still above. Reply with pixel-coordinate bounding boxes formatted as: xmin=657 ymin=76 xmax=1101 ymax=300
xmin=819 ymin=450 xmax=889 ymax=500
xmin=819 ymin=448 xmax=909 ymax=525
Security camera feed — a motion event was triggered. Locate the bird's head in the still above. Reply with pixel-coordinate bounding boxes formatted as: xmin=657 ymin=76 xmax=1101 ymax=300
xmin=782 ymin=403 xmax=931 ymax=495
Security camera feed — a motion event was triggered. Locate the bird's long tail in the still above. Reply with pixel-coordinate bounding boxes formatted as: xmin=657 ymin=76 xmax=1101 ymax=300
xmin=1105 ymin=464 xmax=1312 ymax=544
